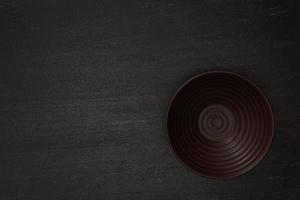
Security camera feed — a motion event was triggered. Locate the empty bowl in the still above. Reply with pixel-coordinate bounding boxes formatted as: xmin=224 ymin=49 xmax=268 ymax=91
xmin=167 ymin=71 xmax=274 ymax=179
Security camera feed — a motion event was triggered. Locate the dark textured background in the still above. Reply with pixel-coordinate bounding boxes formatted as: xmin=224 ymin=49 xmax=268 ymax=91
xmin=0 ymin=0 xmax=299 ymax=199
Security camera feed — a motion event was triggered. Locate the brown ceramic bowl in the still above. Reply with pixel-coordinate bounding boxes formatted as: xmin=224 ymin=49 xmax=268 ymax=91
xmin=167 ymin=71 xmax=274 ymax=179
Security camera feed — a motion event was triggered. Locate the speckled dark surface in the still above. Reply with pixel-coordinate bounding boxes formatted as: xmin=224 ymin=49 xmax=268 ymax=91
xmin=1 ymin=0 xmax=299 ymax=199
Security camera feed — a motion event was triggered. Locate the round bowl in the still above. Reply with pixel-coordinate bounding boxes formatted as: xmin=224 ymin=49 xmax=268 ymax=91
xmin=167 ymin=71 xmax=274 ymax=179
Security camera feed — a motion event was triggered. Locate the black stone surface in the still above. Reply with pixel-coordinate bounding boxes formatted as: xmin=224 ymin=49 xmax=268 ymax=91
xmin=1 ymin=0 xmax=299 ymax=199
